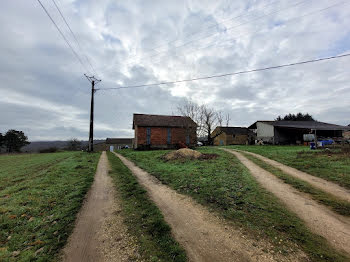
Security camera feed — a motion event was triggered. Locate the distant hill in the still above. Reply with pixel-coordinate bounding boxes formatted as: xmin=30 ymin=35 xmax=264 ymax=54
xmin=21 ymin=140 xmax=105 ymax=153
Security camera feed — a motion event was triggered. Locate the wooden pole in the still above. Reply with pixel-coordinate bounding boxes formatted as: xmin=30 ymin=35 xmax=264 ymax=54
xmin=88 ymin=80 xmax=95 ymax=152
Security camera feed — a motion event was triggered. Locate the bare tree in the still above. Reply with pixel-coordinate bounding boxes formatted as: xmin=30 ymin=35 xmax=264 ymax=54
xmin=216 ymin=111 xmax=223 ymax=127
xmin=177 ymin=99 xmax=198 ymax=120
xmin=177 ymin=100 xmax=231 ymax=145
xmin=177 ymin=99 xmax=204 ymax=137
xmin=201 ymin=105 xmax=217 ymax=145
xmin=66 ymin=138 xmax=82 ymax=151
xmin=225 ymin=113 xmax=231 ymax=127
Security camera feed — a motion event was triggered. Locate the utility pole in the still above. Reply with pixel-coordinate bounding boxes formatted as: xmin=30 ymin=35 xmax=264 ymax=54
xmin=85 ymin=74 xmax=101 ymax=152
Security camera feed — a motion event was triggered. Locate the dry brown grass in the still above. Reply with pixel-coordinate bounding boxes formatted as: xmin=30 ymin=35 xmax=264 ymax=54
xmin=163 ymin=148 xmax=203 ymax=161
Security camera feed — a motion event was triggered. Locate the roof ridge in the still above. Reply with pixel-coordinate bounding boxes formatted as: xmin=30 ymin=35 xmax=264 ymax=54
xmin=133 ymin=113 xmax=187 ymax=118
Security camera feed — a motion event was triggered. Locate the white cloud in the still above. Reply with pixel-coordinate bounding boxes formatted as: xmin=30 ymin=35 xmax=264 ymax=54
xmin=0 ymin=0 xmax=349 ymax=141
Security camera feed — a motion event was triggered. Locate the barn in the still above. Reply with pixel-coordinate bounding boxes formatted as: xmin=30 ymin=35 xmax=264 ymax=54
xmin=92 ymin=138 xmax=133 ymax=151
xmin=133 ymin=114 xmax=197 ymax=149
xmin=248 ymin=121 xmax=350 ymax=144
xmin=106 ymin=138 xmax=133 ymax=150
xmin=211 ymin=127 xmax=255 ymax=146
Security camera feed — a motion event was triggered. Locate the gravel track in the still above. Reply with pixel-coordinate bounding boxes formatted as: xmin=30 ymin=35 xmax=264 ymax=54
xmin=114 ymin=152 xmax=306 ymax=262
xmin=223 ymin=149 xmax=350 ymax=256
xmin=236 ymin=149 xmax=350 ymax=202
xmin=62 ymin=152 xmax=141 ymax=262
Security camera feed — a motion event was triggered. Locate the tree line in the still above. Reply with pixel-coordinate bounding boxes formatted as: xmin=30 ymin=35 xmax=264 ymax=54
xmin=0 ymin=130 xmax=30 ymax=153
xmin=275 ymin=113 xmax=315 ymax=121
xmin=0 ymin=130 xmax=86 ymax=153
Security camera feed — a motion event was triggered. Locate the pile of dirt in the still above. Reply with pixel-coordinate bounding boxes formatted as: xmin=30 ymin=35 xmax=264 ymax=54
xmin=163 ymin=148 xmax=203 ymax=161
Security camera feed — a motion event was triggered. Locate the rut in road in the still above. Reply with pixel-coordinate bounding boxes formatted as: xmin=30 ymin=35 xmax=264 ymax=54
xmin=113 ymin=152 xmax=307 ymax=262
xmin=62 ymin=152 xmax=141 ymax=262
xmin=223 ymin=149 xmax=350 ymax=256
xmin=235 ymin=149 xmax=350 ymax=203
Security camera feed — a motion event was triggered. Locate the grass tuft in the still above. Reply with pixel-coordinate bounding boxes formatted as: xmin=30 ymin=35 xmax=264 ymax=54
xmin=226 ymin=145 xmax=350 ymax=189
xmin=243 ymin=153 xmax=350 ymax=217
xmin=119 ymin=148 xmax=348 ymax=261
xmin=107 ymin=152 xmax=187 ymax=262
xmin=0 ymin=152 xmax=100 ymax=261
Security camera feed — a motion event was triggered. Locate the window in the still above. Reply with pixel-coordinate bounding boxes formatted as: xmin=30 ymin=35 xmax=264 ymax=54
xmin=186 ymin=134 xmax=190 ymax=145
xmin=146 ymin=127 xmax=151 ymax=145
xmin=167 ymin=128 xmax=171 ymax=144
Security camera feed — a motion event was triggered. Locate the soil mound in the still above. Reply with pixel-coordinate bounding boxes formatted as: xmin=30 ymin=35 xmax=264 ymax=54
xmin=164 ymin=148 xmax=203 ymax=161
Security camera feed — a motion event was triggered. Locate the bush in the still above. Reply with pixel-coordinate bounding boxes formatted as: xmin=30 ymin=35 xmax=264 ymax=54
xmin=39 ymin=147 xmax=58 ymax=153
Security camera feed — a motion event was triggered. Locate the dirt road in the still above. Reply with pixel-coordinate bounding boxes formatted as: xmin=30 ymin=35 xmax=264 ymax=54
xmin=236 ymin=149 xmax=350 ymax=202
xmin=62 ymin=152 xmax=141 ymax=262
xmin=223 ymin=149 xmax=350 ymax=256
xmin=114 ymin=152 xmax=306 ymax=262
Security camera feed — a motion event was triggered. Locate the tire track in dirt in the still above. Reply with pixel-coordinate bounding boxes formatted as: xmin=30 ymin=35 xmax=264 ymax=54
xmin=223 ymin=149 xmax=350 ymax=256
xmin=62 ymin=152 xmax=141 ymax=262
xmin=114 ymin=152 xmax=307 ymax=262
xmin=235 ymin=149 xmax=350 ymax=202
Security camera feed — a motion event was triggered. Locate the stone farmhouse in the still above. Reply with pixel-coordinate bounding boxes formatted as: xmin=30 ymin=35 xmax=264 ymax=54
xmin=211 ymin=126 xmax=255 ymax=146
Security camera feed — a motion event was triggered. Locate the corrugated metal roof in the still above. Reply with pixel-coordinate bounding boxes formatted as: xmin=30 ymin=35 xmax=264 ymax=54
xmin=133 ymin=114 xmax=197 ymax=128
xmin=248 ymin=121 xmax=350 ymax=130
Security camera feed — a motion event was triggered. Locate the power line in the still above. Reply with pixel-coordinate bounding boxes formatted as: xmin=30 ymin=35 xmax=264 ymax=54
xmin=96 ymin=53 xmax=350 ymax=90
xmin=51 ymin=0 xmax=98 ymax=76
xmin=97 ymin=0 xmax=282 ymax=73
xmin=100 ymin=0 xmax=344 ymax=75
xmin=36 ymin=0 xmax=90 ymax=73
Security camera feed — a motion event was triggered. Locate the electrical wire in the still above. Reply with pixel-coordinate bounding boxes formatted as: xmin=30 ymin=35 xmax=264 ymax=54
xmin=96 ymin=0 xmax=283 ymax=73
xmin=51 ymin=0 xmax=98 ymax=76
xmin=36 ymin=0 xmax=90 ymax=73
xmin=96 ymin=53 xmax=350 ymax=90
xmin=100 ymin=0 xmax=345 ymax=75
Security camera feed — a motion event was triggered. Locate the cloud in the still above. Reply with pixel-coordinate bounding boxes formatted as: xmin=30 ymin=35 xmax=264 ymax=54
xmin=0 ymin=0 xmax=349 ymax=141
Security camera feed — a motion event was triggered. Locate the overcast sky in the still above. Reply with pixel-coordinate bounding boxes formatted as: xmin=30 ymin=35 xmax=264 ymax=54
xmin=1 ymin=0 xmax=349 ymax=141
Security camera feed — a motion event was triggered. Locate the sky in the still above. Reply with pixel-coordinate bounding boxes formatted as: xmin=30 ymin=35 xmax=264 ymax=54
xmin=0 ymin=0 xmax=349 ymax=141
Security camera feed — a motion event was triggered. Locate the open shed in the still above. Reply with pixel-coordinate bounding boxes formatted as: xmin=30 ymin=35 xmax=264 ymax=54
xmin=248 ymin=121 xmax=350 ymax=144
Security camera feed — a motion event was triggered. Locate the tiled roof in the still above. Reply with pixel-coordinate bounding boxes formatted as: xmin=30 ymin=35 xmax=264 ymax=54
xmin=106 ymin=138 xmax=133 ymax=144
xmin=133 ymin=114 xmax=197 ymax=128
xmin=215 ymin=127 xmax=251 ymax=135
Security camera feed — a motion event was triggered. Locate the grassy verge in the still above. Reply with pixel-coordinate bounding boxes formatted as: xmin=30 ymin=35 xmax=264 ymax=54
xmin=0 ymin=152 xmax=100 ymax=261
xmin=119 ymin=148 xmax=348 ymax=261
xmin=106 ymin=152 xmax=187 ymax=262
xmin=243 ymin=153 xmax=350 ymax=217
xmin=226 ymin=145 xmax=350 ymax=189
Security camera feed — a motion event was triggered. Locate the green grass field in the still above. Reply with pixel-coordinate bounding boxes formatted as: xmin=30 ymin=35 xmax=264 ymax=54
xmin=119 ymin=148 xmax=347 ymax=261
xmin=107 ymin=152 xmax=187 ymax=262
xmin=0 ymin=152 xmax=100 ymax=261
xmin=226 ymin=145 xmax=350 ymax=189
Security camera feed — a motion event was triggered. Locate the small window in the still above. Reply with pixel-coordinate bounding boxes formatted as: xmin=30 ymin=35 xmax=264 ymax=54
xmin=167 ymin=128 xmax=171 ymax=144
xmin=186 ymin=134 xmax=190 ymax=145
xmin=146 ymin=127 xmax=151 ymax=145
